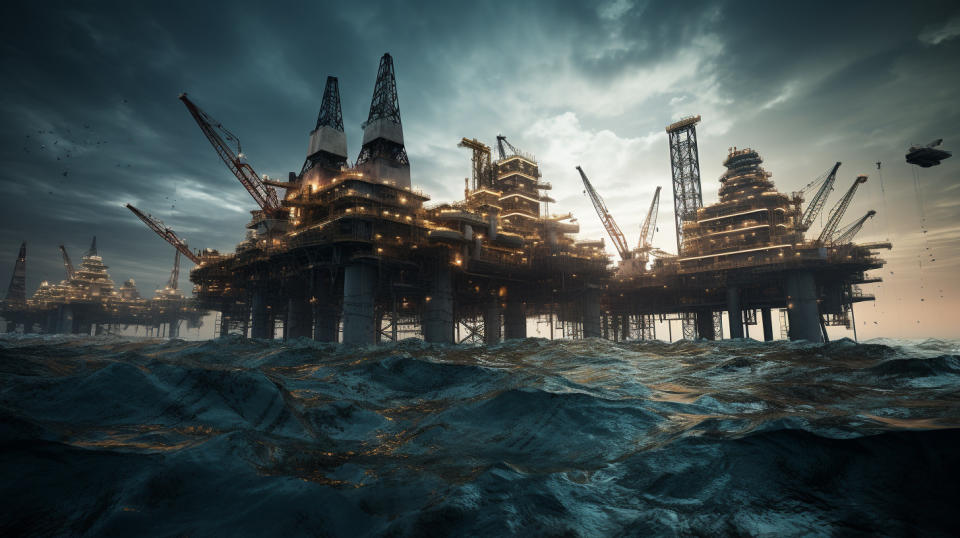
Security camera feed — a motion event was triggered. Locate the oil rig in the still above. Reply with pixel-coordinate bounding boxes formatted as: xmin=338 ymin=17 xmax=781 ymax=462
xmin=4 ymin=53 xmax=890 ymax=344
xmin=1 ymin=237 xmax=205 ymax=336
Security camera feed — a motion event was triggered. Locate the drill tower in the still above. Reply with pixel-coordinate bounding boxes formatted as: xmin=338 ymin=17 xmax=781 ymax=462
xmin=666 ymin=116 xmax=704 ymax=254
xmin=4 ymin=242 xmax=26 ymax=309
xmin=301 ymin=76 xmax=348 ymax=184
xmin=356 ymin=53 xmax=410 ymax=188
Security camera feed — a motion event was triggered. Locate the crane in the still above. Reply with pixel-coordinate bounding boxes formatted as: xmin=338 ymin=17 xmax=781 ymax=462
xmin=178 ymin=93 xmax=280 ymax=212
xmin=799 ymin=162 xmax=841 ymax=231
xmin=496 ymin=134 xmax=522 ymax=160
xmin=817 ymin=175 xmax=868 ymax=245
xmin=832 ymin=210 xmax=876 ymax=244
xmin=577 ymin=166 xmax=631 ymax=260
xmin=126 ymin=204 xmax=202 ymax=264
xmin=167 ymin=250 xmax=181 ymax=291
xmin=638 ymin=186 xmax=661 ymax=254
xmin=458 ymin=137 xmax=494 ymax=190
xmin=58 ymin=245 xmax=75 ymax=280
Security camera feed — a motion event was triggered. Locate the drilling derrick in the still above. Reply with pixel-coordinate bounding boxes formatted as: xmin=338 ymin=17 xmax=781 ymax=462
xmin=666 ymin=115 xmax=703 ymax=255
xmin=301 ymin=76 xmax=348 ymax=187
xmin=4 ymin=242 xmax=26 ymax=308
xmin=356 ymin=53 xmax=410 ymax=188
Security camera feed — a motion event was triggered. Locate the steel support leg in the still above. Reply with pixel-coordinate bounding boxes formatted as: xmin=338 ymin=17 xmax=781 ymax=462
xmin=727 ymin=286 xmax=744 ymax=339
xmin=695 ymin=309 xmax=715 ymax=340
xmin=483 ymin=300 xmax=501 ymax=344
xmin=250 ymin=290 xmax=271 ymax=339
xmin=424 ymin=267 xmax=454 ymax=343
xmin=286 ymin=295 xmax=313 ymax=339
xmin=582 ymin=289 xmax=601 ymax=338
xmin=504 ymin=294 xmax=526 ymax=340
xmin=785 ymin=271 xmax=823 ymax=343
xmin=342 ymin=263 xmax=376 ymax=345
xmin=761 ymin=307 xmax=773 ymax=341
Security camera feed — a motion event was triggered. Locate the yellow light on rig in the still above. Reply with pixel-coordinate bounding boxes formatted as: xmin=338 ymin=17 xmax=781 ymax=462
xmin=453 ymin=257 xmax=462 ymax=266
xmin=399 ymin=196 xmax=407 ymax=203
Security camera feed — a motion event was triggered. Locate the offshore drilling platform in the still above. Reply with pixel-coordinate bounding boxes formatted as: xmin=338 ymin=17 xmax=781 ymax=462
xmin=1 ymin=238 xmax=204 ymax=336
xmin=2 ymin=53 xmax=889 ymax=343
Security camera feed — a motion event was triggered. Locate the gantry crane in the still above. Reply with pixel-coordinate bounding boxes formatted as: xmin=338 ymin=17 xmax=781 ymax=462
xmin=817 ymin=175 xmax=868 ymax=245
xmin=577 ymin=166 xmax=632 ymax=260
xmin=126 ymin=204 xmax=202 ymax=264
xmin=178 ymin=94 xmax=280 ymax=212
xmin=58 ymin=245 xmax=75 ymax=280
xmin=800 ymin=162 xmax=841 ymax=231
xmin=637 ymin=186 xmax=661 ymax=261
xmin=832 ymin=210 xmax=876 ymax=244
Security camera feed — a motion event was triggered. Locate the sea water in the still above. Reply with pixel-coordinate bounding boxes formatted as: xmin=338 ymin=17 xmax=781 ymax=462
xmin=2 ymin=335 xmax=959 ymax=535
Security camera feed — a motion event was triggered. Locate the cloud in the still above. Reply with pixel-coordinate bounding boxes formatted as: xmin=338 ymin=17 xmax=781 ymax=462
xmin=918 ymin=16 xmax=960 ymax=45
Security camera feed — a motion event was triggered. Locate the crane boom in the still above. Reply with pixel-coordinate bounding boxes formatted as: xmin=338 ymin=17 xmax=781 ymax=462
xmin=638 ymin=186 xmax=661 ymax=250
xmin=496 ymin=134 xmax=522 ymax=160
xmin=167 ymin=250 xmax=181 ymax=290
xmin=832 ymin=210 xmax=876 ymax=244
xmin=126 ymin=204 xmax=202 ymax=264
xmin=58 ymin=245 xmax=75 ymax=280
xmin=178 ymin=94 xmax=280 ymax=212
xmin=817 ymin=175 xmax=867 ymax=245
xmin=577 ymin=166 xmax=631 ymax=260
xmin=458 ymin=137 xmax=494 ymax=189
xmin=800 ymin=162 xmax=841 ymax=230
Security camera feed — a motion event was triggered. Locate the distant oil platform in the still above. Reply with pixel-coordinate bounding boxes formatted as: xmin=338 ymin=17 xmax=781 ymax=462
xmin=1 ymin=237 xmax=204 ymax=336
xmin=4 ymin=53 xmax=909 ymax=344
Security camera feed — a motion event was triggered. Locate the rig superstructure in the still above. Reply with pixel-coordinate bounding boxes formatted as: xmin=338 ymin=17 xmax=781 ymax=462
xmin=3 ymin=53 xmax=891 ymax=344
xmin=183 ymin=54 xmax=607 ymax=343
xmin=604 ymin=137 xmax=889 ymax=342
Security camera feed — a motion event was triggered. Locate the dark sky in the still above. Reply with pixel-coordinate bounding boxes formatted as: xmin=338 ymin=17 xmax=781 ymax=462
xmin=2 ymin=1 xmax=959 ymax=337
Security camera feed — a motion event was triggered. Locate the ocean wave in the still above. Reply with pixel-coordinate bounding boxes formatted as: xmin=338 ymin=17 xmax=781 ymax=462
xmin=2 ymin=335 xmax=959 ymax=536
